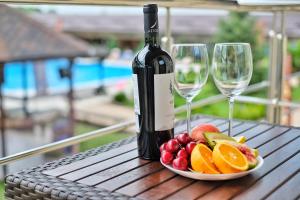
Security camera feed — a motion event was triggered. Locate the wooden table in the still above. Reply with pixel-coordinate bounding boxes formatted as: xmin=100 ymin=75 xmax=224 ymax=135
xmin=5 ymin=115 xmax=300 ymax=200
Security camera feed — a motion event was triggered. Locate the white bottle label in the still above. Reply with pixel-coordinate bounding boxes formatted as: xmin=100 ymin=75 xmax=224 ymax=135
xmin=132 ymin=74 xmax=140 ymax=132
xmin=154 ymin=73 xmax=175 ymax=131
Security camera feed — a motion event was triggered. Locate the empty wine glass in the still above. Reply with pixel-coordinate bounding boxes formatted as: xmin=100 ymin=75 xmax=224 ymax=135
xmin=212 ymin=43 xmax=253 ymax=136
xmin=172 ymin=44 xmax=209 ymax=135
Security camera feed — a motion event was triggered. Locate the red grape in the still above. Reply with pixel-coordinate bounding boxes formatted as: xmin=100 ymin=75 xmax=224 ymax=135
xmin=177 ymin=148 xmax=188 ymax=159
xmin=165 ymin=139 xmax=179 ymax=153
xmin=161 ymin=150 xmax=173 ymax=164
xmin=176 ymin=133 xmax=192 ymax=145
xmin=186 ymin=142 xmax=197 ymax=155
xmin=172 ymin=157 xmax=188 ymax=171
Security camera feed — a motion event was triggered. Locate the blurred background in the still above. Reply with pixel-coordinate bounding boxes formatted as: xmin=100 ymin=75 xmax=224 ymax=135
xmin=0 ymin=3 xmax=300 ymax=194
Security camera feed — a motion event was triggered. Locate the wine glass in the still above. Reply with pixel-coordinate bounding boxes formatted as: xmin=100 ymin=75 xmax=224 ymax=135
xmin=172 ymin=44 xmax=209 ymax=135
xmin=212 ymin=43 xmax=253 ymax=136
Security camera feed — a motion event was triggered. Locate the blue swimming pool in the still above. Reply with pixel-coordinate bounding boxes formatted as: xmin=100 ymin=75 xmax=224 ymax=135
xmin=3 ymin=59 xmax=132 ymax=93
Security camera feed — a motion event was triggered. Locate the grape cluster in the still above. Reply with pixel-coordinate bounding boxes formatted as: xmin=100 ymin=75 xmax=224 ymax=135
xmin=160 ymin=133 xmax=197 ymax=171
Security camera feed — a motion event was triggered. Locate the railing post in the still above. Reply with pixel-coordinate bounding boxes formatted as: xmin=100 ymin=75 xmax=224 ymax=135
xmin=267 ymin=13 xmax=277 ymax=123
xmin=95 ymin=57 xmax=106 ymax=94
xmin=267 ymin=11 xmax=286 ymax=125
xmin=68 ymin=59 xmax=76 ymax=152
xmin=165 ymin=7 xmax=172 ymax=53
xmin=277 ymin=11 xmax=287 ymax=124
xmin=21 ymin=62 xmax=29 ymax=117
xmin=0 ymin=62 xmax=7 ymax=175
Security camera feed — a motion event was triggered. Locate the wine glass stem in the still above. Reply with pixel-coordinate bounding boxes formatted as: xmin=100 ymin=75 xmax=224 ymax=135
xmin=228 ymin=97 xmax=235 ymax=137
xmin=186 ymin=99 xmax=192 ymax=135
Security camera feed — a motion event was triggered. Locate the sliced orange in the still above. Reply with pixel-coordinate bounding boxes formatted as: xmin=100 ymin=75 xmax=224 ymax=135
xmin=212 ymin=142 xmax=248 ymax=174
xmin=191 ymin=144 xmax=220 ymax=174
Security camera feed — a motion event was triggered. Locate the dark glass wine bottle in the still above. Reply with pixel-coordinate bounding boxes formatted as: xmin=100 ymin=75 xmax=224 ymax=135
xmin=132 ymin=4 xmax=174 ymax=160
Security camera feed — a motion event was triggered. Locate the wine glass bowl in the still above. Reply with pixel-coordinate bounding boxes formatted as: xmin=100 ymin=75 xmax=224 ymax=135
xmin=212 ymin=43 xmax=253 ymax=136
xmin=212 ymin=43 xmax=253 ymax=97
xmin=172 ymin=44 xmax=209 ymax=100
xmin=172 ymin=44 xmax=209 ymax=134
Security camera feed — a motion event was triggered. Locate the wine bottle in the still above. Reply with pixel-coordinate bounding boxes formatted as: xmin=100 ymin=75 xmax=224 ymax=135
xmin=132 ymin=4 xmax=174 ymax=160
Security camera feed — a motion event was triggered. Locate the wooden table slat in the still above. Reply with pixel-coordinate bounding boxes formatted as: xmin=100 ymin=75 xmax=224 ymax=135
xmin=205 ymin=118 xmax=227 ymax=126
xmin=224 ymin=122 xmax=256 ymax=135
xmin=215 ymin=120 xmax=245 ymax=133
xmin=266 ymin=171 xmax=300 ymax=200
xmin=230 ymin=123 xmax=272 ymax=139
xmin=164 ymin=181 xmax=221 ymax=200
xmin=163 ymin=128 xmax=300 ymax=200
xmin=137 ymin=176 xmax=194 ymax=200
xmin=60 ymin=150 xmax=138 ymax=181
xmin=175 ymin=117 xmax=217 ymax=133
xmin=247 ymin=126 xmax=289 ymax=148
xmin=258 ymin=128 xmax=300 ymax=157
xmin=43 ymin=142 xmax=137 ymax=177
xmin=77 ymin=157 xmax=150 ymax=185
xmin=196 ymin=137 xmax=300 ymax=200
xmin=233 ymin=123 xmax=273 ymax=140
xmin=96 ymin=162 xmax=165 ymax=191
xmin=115 ymin=169 xmax=176 ymax=196
xmin=215 ymin=120 xmax=241 ymax=132
xmin=233 ymin=153 xmax=300 ymax=200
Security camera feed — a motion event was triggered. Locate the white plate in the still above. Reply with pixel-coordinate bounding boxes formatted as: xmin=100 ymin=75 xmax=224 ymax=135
xmin=160 ymin=156 xmax=264 ymax=181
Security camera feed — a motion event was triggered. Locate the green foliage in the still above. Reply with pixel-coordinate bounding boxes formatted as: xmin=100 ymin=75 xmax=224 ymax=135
xmin=176 ymin=69 xmax=197 ymax=84
xmin=113 ymin=92 xmax=134 ymax=107
xmin=189 ymin=101 xmax=266 ymax=121
xmin=292 ymin=86 xmax=300 ymax=101
xmin=288 ymin=40 xmax=300 ymax=71
xmin=0 ymin=181 xmax=3 ymax=199
xmin=114 ymin=92 xmax=127 ymax=102
xmin=214 ymin=12 xmax=266 ymax=84
xmin=106 ymin=37 xmax=118 ymax=50
xmin=113 ymin=92 xmax=130 ymax=105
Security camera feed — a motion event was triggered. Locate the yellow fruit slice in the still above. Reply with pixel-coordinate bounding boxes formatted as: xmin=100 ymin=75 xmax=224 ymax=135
xmin=191 ymin=144 xmax=220 ymax=174
xmin=252 ymin=148 xmax=259 ymax=157
xmin=233 ymin=136 xmax=246 ymax=143
xmin=212 ymin=143 xmax=248 ymax=174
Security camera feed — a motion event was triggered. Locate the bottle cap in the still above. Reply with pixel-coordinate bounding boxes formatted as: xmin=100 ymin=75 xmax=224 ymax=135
xmin=143 ymin=4 xmax=158 ymax=13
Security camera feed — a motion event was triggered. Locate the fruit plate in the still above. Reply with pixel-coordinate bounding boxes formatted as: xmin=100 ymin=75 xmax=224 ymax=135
xmin=160 ymin=156 xmax=264 ymax=181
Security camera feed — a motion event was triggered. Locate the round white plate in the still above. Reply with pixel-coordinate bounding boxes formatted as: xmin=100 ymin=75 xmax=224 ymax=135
xmin=160 ymin=156 xmax=264 ymax=181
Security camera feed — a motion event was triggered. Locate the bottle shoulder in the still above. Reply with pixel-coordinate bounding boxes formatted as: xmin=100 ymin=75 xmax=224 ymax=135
xmin=133 ymin=45 xmax=173 ymax=68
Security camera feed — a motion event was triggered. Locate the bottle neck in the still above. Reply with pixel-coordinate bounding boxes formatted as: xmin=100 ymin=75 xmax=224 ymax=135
xmin=144 ymin=12 xmax=159 ymax=46
xmin=145 ymin=33 xmax=159 ymax=46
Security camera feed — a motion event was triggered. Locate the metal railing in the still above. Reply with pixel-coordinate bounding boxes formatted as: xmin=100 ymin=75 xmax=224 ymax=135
xmin=236 ymin=96 xmax=300 ymax=109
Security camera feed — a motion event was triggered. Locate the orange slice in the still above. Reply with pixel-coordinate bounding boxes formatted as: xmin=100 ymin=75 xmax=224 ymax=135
xmin=191 ymin=144 xmax=220 ymax=174
xmin=212 ymin=142 xmax=248 ymax=174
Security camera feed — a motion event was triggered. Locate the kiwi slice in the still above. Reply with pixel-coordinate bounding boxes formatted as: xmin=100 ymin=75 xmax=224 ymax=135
xmin=204 ymin=132 xmax=235 ymax=149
